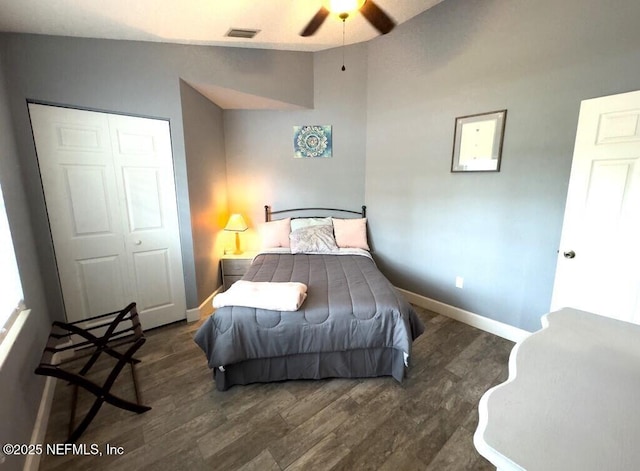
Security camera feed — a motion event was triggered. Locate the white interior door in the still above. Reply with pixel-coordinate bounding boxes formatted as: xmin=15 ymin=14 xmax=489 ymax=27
xmin=551 ymin=90 xmax=640 ymax=324
xmin=29 ymin=104 xmax=186 ymax=329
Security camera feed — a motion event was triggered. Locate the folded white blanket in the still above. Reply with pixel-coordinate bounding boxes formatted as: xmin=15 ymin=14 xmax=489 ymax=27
xmin=213 ymin=281 xmax=308 ymax=312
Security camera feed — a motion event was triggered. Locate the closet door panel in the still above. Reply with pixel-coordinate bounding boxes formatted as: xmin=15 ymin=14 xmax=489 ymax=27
xmin=29 ymin=104 xmax=186 ymax=328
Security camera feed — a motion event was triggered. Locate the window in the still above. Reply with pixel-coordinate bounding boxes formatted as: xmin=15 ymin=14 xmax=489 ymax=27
xmin=0 ymin=182 xmax=24 ymax=341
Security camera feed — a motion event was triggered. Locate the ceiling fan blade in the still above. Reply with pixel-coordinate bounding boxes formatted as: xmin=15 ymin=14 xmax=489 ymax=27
xmin=300 ymin=6 xmax=330 ymax=37
xmin=360 ymin=0 xmax=396 ymax=35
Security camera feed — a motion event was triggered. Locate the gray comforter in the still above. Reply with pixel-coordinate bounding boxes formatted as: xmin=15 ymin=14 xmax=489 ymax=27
xmin=194 ymin=251 xmax=424 ymax=372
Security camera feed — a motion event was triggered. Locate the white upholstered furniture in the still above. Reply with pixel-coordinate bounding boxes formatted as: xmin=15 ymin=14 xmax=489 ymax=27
xmin=475 ymin=308 xmax=640 ymax=471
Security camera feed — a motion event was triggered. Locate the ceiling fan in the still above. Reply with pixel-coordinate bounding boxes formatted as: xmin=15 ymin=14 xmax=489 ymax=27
xmin=300 ymin=0 xmax=396 ymax=37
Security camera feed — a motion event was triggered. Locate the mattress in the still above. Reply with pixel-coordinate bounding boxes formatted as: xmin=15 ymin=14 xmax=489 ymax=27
xmin=194 ymin=250 xmax=424 ymax=390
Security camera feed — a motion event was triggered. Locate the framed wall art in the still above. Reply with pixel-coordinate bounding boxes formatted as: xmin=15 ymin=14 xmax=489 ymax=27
xmin=451 ymin=110 xmax=507 ymax=172
xmin=293 ymin=125 xmax=332 ymax=158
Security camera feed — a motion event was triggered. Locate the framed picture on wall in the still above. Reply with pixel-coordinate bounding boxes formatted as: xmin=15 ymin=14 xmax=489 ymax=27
xmin=451 ymin=110 xmax=507 ymax=172
xmin=293 ymin=125 xmax=332 ymax=158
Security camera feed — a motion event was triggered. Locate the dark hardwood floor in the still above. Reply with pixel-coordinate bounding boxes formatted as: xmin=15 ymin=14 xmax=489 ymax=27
xmin=39 ymin=306 xmax=513 ymax=471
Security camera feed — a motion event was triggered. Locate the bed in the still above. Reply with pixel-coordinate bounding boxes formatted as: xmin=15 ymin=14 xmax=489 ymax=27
xmin=194 ymin=205 xmax=424 ymax=391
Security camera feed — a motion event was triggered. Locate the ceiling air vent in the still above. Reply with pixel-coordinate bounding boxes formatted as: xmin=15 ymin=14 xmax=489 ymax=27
xmin=226 ymin=28 xmax=260 ymax=39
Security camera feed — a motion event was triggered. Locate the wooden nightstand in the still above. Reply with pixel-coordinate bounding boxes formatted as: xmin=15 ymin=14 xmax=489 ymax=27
xmin=221 ymin=252 xmax=256 ymax=291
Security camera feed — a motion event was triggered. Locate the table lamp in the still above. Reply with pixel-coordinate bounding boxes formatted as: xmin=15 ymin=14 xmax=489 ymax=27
xmin=224 ymin=213 xmax=248 ymax=254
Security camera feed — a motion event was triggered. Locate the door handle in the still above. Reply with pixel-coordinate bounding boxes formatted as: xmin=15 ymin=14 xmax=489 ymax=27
xmin=563 ymin=250 xmax=576 ymax=259
xmin=134 ymin=240 xmax=142 ymax=246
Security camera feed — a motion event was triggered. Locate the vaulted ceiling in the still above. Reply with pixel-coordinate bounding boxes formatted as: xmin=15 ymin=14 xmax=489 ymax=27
xmin=0 ymin=0 xmax=442 ymax=52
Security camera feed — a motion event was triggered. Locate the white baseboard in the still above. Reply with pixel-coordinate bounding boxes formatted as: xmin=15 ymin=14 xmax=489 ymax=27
xmin=24 ymin=374 xmax=57 ymax=471
xmin=396 ymin=288 xmax=530 ymax=343
xmin=186 ymin=307 xmax=200 ymax=323
xmin=186 ymin=285 xmax=223 ymax=322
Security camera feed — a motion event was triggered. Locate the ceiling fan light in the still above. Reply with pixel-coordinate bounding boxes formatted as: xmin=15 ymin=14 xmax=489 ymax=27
xmin=326 ymin=0 xmax=366 ymax=15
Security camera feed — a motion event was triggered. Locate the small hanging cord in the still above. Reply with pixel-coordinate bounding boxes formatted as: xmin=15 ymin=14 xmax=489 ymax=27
xmin=341 ymin=19 xmax=346 ymax=71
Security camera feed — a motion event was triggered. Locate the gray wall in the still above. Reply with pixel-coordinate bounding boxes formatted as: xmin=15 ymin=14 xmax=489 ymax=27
xmin=1 ymin=33 xmax=314 ymax=314
xmin=365 ymin=0 xmax=640 ymax=331
xmin=0 ymin=44 xmax=50 ymax=471
xmin=180 ymin=80 xmax=228 ymax=304
xmin=224 ymin=44 xmax=368 ymax=242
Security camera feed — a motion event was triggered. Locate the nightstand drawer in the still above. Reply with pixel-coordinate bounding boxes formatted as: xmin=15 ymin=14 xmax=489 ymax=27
xmin=222 ymin=258 xmax=252 ymax=275
xmin=221 ymin=254 xmax=255 ymax=291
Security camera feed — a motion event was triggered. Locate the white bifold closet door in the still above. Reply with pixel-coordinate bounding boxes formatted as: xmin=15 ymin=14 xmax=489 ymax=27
xmin=29 ymin=103 xmax=186 ymax=329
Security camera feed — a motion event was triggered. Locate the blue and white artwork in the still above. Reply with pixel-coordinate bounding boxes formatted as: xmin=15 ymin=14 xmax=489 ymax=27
xmin=293 ymin=125 xmax=332 ymax=158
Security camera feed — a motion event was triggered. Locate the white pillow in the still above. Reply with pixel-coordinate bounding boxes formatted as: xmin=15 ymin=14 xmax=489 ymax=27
xmin=289 ymin=225 xmax=338 ymax=254
xmin=332 ymin=218 xmax=369 ymax=251
xmin=290 ymin=217 xmax=332 ymax=232
xmin=259 ymin=218 xmax=291 ymax=248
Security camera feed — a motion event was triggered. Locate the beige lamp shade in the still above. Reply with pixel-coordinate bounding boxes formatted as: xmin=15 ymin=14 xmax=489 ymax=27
xmin=224 ymin=214 xmax=248 ymax=254
xmin=224 ymin=214 xmax=248 ymax=232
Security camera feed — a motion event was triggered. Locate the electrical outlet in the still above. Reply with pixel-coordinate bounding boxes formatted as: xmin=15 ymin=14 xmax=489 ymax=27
xmin=455 ymin=276 xmax=464 ymax=289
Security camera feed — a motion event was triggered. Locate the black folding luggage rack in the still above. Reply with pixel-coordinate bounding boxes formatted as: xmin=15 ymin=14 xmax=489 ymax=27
xmin=35 ymin=302 xmax=151 ymax=443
